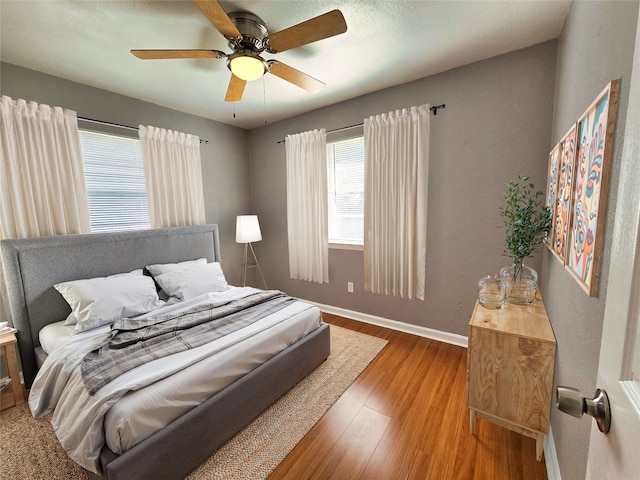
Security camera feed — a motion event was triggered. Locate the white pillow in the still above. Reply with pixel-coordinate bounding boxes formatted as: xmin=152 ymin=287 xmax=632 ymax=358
xmin=153 ymin=262 xmax=229 ymax=301
xmin=39 ymin=320 xmax=75 ymax=354
xmin=54 ymin=270 xmax=162 ymax=333
xmin=59 ymin=269 xmax=144 ymax=326
xmin=145 ymin=258 xmax=207 ymax=277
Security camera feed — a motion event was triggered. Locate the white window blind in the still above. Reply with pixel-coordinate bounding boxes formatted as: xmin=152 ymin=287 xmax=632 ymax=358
xmin=327 ymin=136 xmax=364 ymax=244
xmin=79 ymin=130 xmax=150 ymax=233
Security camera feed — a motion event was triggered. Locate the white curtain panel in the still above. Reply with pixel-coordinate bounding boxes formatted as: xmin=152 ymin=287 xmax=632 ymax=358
xmin=364 ymin=104 xmax=430 ymax=300
xmin=0 ymin=96 xmax=91 ymax=239
xmin=139 ymin=125 xmax=206 ymax=228
xmin=285 ymin=129 xmax=329 ymax=284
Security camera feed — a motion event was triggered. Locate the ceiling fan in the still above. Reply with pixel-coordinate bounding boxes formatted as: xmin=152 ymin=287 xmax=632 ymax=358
xmin=131 ymin=0 xmax=347 ymax=102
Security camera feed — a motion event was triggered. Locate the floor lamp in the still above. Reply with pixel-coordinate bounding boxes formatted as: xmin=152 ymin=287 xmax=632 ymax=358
xmin=236 ymin=215 xmax=268 ymax=289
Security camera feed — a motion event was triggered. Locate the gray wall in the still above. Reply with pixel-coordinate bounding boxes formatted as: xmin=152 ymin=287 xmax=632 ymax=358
xmin=248 ymin=41 xmax=557 ymax=337
xmin=542 ymin=2 xmax=639 ymax=479
xmin=0 ymin=62 xmax=252 ymax=284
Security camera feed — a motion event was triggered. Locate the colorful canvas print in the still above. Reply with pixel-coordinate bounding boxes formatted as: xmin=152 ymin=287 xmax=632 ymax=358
xmin=550 ymin=125 xmax=576 ymax=263
xmin=545 ymin=143 xmax=560 ymax=248
xmin=567 ymin=80 xmax=619 ymax=296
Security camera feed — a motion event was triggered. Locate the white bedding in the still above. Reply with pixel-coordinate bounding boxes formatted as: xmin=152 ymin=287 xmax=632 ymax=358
xmin=29 ymin=287 xmax=322 ymax=474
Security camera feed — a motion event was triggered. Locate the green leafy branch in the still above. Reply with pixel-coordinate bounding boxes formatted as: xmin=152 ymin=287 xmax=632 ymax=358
xmin=500 ymin=176 xmax=552 ymax=277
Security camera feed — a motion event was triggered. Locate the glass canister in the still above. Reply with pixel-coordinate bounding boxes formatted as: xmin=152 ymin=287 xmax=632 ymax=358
xmin=499 ymin=263 xmax=538 ymax=304
xmin=477 ymin=273 xmax=506 ymax=309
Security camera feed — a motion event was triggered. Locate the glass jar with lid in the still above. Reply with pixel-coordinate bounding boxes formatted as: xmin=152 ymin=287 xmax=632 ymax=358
xmin=477 ymin=273 xmax=506 ymax=309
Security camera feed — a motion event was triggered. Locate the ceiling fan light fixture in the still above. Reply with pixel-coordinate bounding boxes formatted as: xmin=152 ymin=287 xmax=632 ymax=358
xmin=229 ymin=55 xmax=265 ymax=82
xmin=133 ymin=1 xmax=348 ymax=103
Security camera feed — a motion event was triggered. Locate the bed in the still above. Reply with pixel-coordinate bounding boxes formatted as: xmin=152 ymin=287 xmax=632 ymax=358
xmin=0 ymin=224 xmax=330 ymax=480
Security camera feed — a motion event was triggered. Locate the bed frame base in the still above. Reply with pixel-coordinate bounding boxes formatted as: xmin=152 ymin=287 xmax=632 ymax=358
xmin=86 ymin=322 xmax=330 ymax=480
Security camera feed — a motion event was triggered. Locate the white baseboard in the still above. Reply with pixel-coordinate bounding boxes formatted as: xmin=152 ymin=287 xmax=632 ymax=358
xmin=299 ymin=299 xmax=468 ymax=348
xmin=545 ymin=425 xmax=561 ymax=480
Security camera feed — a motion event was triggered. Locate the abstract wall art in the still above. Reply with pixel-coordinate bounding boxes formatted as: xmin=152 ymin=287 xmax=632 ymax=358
xmin=546 ymin=143 xmax=560 ymax=247
xmin=549 ymin=124 xmax=577 ymax=264
xmin=566 ymin=80 xmax=619 ymax=296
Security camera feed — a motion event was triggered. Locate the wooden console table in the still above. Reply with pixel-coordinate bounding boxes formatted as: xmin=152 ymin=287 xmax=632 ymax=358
xmin=0 ymin=333 xmax=27 ymax=410
xmin=466 ymin=293 xmax=556 ymax=461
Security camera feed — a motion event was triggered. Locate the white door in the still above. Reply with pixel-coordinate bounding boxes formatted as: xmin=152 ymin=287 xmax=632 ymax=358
xmin=585 ymin=11 xmax=640 ymax=479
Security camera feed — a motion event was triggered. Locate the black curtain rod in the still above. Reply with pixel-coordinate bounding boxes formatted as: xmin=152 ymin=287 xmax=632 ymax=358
xmin=277 ymin=104 xmax=445 ymax=144
xmin=77 ymin=117 xmax=210 ymax=144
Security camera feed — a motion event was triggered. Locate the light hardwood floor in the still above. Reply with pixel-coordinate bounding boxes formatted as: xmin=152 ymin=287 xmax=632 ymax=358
xmin=269 ymin=314 xmax=549 ymax=480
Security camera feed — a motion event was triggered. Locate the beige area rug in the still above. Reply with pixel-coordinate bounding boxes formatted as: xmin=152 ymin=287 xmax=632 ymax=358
xmin=0 ymin=325 xmax=387 ymax=480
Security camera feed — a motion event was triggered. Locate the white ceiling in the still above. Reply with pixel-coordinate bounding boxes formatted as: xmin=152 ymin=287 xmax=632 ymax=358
xmin=1 ymin=0 xmax=571 ymax=129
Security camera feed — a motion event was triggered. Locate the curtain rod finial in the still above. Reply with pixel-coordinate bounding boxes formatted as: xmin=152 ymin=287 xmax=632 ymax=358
xmin=430 ymin=104 xmax=445 ymax=115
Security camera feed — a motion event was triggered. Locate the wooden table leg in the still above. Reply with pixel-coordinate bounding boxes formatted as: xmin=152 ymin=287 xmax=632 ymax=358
xmin=470 ymin=409 xmax=477 ymax=436
xmin=2 ymin=339 xmax=26 ymax=406
xmin=535 ymin=433 xmax=544 ymax=462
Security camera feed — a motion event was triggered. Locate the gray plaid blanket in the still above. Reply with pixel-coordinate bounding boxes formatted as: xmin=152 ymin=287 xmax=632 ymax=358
xmin=81 ymin=290 xmax=295 ymax=395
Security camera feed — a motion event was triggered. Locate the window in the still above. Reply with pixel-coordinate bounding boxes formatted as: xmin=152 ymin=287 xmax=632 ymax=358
xmin=79 ymin=130 xmax=150 ymax=233
xmin=327 ymin=136 xmax=364 ymax=245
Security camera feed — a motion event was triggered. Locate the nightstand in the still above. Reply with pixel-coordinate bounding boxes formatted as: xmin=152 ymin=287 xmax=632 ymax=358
xmin=0 ymin=333 xmax=26 ymax=410
xmin=466 ymin=293 xmax=556 ymax=461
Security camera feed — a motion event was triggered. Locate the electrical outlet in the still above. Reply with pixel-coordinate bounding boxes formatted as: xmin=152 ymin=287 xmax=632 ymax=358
xmin=347 ymin=282 xmax=354 ymax=293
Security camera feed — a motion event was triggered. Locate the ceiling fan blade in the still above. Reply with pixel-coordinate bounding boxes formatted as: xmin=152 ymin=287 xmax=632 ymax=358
xmin=193 ymin=0 xmax=241 ymax=39
xmin=225 ymin=74 xmax=246 ymax=102
xmin=265 ymin=10 xmax=347 ymax=53
xmin=268 ymin=61 xmax=325 ymax=94
xmin=131 ymin=49 xmax=226 ymax=60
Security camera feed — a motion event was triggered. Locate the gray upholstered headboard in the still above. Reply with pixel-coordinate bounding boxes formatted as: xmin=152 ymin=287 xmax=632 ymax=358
xmin=0 ymin=224 xmax=221 ymax=388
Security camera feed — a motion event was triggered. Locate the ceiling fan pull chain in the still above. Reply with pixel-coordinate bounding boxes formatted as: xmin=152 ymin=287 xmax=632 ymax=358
xmin=232 ymin=81 xmax=236 ymax=118
xmin=263 ymin=76 xmax=268 ymax=124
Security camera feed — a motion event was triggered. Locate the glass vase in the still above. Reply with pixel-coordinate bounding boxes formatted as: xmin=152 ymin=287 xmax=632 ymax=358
xmin=499 ymin=263 xmax=538 ymax=304
xmin=477 ymin=273 xmax=506 ymax=309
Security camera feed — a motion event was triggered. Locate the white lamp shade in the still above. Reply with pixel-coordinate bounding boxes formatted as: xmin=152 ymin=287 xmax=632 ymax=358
xmin=236 ymin=215 xmax=262 ymax=243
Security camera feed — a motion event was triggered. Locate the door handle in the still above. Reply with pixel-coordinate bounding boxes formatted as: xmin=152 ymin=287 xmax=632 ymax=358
xmin=556 ymin=386 xmax=611 ymax=434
